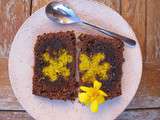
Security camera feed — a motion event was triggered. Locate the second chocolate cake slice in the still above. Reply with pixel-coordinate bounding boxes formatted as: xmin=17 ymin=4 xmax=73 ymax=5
xmin=33 ymin=31 xmax=78 ymax=100
xmin=78 ymin=34 xmax=124 ymax=99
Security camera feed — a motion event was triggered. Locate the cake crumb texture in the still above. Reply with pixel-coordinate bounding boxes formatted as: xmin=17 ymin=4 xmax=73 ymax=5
xmin=33 ymin=31 xmax=78 ymax=100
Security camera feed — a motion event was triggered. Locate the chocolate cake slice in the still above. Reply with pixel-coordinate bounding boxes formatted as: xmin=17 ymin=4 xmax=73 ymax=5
xmin=33 ymin=31 xmax=78 ymax=100
xmin=78 ymin=34 xmax=124 ymax=99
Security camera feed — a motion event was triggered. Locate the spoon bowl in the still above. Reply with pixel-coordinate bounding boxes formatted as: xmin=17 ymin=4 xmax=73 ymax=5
xmin=46 ymin=2 xmax=81 ymax=24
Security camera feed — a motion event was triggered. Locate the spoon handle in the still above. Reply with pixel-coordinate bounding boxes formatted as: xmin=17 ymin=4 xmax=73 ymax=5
xmin=82 ymin=21 xmax=136 ymax=46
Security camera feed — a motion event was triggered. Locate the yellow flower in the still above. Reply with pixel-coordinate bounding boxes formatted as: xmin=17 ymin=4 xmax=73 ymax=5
xmin=78 ymin=80 xmax=108 ymax=112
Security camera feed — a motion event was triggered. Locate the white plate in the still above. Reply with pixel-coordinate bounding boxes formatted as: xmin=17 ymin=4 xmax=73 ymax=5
xmin=9 ymin=0 xmax=142 ymax=120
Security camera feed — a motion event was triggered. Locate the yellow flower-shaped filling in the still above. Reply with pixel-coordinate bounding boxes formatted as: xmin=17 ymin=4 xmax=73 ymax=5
xmin=78 ymin=80 xmax=108 ymax=112
xmin=42 ymin=49 xmax=73 ymax=81
xmin=79 ymin=53 xmax=111 ymax=83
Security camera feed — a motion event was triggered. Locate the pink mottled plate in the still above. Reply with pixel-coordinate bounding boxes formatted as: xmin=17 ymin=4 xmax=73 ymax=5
xmin=9 ymin=0 xmax=142 ymax=120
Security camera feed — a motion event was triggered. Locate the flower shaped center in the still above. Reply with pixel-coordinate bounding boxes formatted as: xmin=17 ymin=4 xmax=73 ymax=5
xmin=42 ymin=49 xmax=73 ymax=81
xmin=79 ymin=53 xmax=111 ymax=83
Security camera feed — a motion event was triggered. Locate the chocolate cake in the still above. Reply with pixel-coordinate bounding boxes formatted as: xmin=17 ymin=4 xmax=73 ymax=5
xmin=78 ymin=34 xmax=124 ymax=99
xmin=33 ymin=31 xmax=78 ymax=100
xmin=33 ymin=31 xmax=124 ymax=105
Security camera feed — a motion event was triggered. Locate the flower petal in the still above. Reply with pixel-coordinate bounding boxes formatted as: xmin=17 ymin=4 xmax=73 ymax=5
xmin=90 ymin=100 xmax=99 ymax=112
xmin=98 ymin=90 xmax=108 ymax=97
xmin=80 ymin=86 xmax=90 ymax=92
xmin=94 ymin=80 xmax=102 ymax=90
xmin=96 ymin=96 xmax=105 ymax=104
xmin=78 ymin=93 xmax=89 ymax=105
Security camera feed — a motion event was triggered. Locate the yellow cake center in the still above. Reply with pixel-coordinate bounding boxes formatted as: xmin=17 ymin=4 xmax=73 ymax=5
xmin=79 ymin=53 xmax=110 ymax=83
xmin=42 ymin=49 xmax=73 ymax=81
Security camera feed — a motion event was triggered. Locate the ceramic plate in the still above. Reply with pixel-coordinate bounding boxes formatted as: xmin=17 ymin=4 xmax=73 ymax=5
xmin=9 ymin=0 xmax=142 ymax=120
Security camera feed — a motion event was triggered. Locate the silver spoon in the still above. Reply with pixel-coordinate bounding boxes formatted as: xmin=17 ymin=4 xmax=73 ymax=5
xmin=45 ymin=1 xmax=136 ymax=46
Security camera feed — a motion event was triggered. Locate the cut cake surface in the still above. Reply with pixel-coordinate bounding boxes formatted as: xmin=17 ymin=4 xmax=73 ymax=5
xmin=33 ymin=31 xmax=124 ymax=100
xmin=78 ymin=34 xmax=124 ymax=98
xmin=33 ymin=31 xmax=78 ymax=100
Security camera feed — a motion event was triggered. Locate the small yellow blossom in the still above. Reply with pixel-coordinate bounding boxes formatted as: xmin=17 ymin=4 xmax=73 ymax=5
xmin=79 ymin=53 xmax=110 ymax=83
xmin=78 ymin=80 xmax=108 ymax=112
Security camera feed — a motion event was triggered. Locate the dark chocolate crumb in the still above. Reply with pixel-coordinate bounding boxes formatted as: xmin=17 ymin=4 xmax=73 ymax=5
xmin=33 ymin=31 xmax=78 ymax=100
